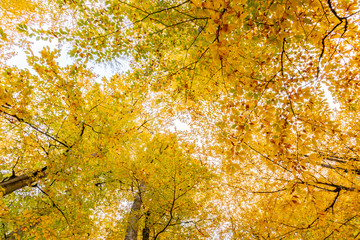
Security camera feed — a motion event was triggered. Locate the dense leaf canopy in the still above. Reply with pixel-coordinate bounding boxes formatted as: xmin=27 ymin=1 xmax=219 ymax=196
xmin=0 ymin=0 xmax=359 ymax=239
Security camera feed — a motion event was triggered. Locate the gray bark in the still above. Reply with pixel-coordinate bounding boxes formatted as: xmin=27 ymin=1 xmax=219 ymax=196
xmin=124 ymin=192 xmax=142 ymax=240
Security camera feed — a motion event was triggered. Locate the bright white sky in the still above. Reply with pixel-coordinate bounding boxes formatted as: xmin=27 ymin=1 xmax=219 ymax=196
xmin=6 ymin=39 xmax=130 ymax=79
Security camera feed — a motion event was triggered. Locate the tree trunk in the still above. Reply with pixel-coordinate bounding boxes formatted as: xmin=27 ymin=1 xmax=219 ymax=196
xmin=142 ymin=211 xmax=150 ymax=240
xmin=0 ymin=167 xmax=47 ymax=197
xmin=124 ymin=192 xmax=142 ymax=240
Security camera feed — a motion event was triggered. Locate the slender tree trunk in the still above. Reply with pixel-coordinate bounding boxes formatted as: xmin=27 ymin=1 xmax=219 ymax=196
xmin=124 ymin=192 xmax=142 ymax=240
xmin=0 ymin=167 xmax=47 ymax=197
xmin=142 ymin=211 xmax=150 ymax=240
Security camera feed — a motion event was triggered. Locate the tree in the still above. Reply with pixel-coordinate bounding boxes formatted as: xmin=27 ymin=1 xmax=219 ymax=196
xmin=1 ymin=0 xmax=360 ymax=239
xmin=0 ymin=48 xmax=213 ymax=238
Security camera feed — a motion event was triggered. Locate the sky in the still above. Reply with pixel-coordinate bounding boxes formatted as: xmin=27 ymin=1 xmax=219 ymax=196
xmin=6 ymin=38 xmax=192 ymax=132
xmin=6 ymin=39 xmax=130 ymax=78
xmin=6 ymin=37 xmax=338 ymax=130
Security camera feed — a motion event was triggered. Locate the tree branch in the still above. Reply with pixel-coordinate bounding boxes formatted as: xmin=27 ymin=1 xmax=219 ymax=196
xmin=0 ymin=167 xmax=47 ymax=197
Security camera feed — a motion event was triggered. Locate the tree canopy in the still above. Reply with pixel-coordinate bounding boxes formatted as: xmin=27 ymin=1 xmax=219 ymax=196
xmin=0 ymin=0 xmax=359 ymax=239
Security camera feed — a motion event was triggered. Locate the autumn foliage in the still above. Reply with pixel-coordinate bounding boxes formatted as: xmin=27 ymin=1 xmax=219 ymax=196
xmin=0 ymin=0 xmax=359 ymax=239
